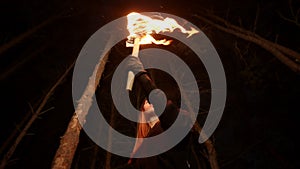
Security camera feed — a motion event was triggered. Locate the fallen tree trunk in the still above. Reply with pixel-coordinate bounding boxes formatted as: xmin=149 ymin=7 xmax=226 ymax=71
xmin=51 ymin=49 xmax=110 ymax=169
xmin=194 ymin=14 xmax=300 ymax=73
xmin=0 ymin=60 xmax=75 ymax=169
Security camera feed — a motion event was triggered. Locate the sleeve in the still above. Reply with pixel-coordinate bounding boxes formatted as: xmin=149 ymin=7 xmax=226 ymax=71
xmin=136 ymin=74 xmax=179 ymax=130
xmin=126 ymin=55 xmax=147 ymax=75
xmin=125 ymin=55 xmax=190 ymax=130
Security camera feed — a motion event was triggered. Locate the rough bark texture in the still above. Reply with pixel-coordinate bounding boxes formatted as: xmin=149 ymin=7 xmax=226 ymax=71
xmin=51 ymin=49 xmax=110 ymax=169
xmin=51 ymin=114 xmax=82 ymax=169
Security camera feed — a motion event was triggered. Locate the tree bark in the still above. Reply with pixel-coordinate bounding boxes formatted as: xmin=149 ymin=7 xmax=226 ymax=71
xmin=51 ymin=49 xmax=110 ymax=169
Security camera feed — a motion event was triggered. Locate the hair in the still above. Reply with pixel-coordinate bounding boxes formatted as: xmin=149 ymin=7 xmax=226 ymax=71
xmin=137 ymin=99 xmax=151 ymax=138
xmin=130 ymin=99 xmax=151 ymax=157
xmin=137 ymin=112 xmax=151 ymax=138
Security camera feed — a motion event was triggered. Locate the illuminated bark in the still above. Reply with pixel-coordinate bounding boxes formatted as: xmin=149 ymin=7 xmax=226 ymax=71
xmin=51 ymin=50 xmax=110 ymax=169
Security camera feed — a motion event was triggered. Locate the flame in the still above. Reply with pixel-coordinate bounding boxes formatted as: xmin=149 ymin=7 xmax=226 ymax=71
xmin=127 ymin=12 xmax=199 ymax=45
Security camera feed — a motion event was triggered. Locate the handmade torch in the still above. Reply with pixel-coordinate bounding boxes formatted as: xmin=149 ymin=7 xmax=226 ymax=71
xmin=126 ymin=12 xmax=199 ymax=90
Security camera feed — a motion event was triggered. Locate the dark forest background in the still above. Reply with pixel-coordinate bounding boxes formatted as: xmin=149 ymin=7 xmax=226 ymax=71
xmin=0 ymin=0 xmax=299 ymax=169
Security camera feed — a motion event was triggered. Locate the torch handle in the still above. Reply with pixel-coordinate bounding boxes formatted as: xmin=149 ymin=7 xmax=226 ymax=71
xmin=126 ymin=38 xmax=140 ymax=91
xmin=131 ymin=38 xmax=140 ymax=57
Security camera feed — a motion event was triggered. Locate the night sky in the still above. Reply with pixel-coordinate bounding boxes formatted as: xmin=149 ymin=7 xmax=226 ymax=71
xmin=0 ymin=0 xmax=300 ymax=169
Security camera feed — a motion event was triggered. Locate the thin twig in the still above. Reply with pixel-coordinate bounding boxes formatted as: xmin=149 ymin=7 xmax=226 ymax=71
xmin=0 ymin=103 xmax=33 ymax=155
xmin=253 ymin=4 xmax=260 ymax=33
xmin=190 ymin=144 xmax=203 ymax=169
xmin=277 ymin=11 xmax=300 ymax=28
xmin=39 ymin=107 xmax=55 ymax=115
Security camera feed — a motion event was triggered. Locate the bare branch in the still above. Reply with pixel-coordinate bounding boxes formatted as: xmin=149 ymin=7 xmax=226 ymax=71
xmin=277 ymin=11 xmax=300 ymax=28
xmin=0 ymin=61 xmax=75 ymax=169
xmin=234 ymin=41 xmax=248 ymax=66
xmin=276 ymin=0 xmax=300 ymax=28
xmin=0 ymin=44 xmax=48 ymax=80
xmin=0 ymin=102 xmax=37 ymax=159
xmin=289 ymin=0 xmax=295 ymax=17
xmin=194 ymin=14 xmax=300 ymax=73
xmin=0 ymin=14 xmax=60 ymax=55
xmin=196 ymin=11 xmax=300 ymax=61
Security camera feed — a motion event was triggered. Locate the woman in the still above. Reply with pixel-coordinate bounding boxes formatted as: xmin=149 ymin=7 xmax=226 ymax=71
xmin=126 ymin=55 xmax=197 ymax=169
xmin=129 ymin=99 xmax=160 ymax=161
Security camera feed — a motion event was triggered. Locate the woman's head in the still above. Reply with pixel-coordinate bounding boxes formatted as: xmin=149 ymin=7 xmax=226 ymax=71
xmin=141 ymin=99 xmax=159 ymax=122
xmin=137 ymin=99 xmax=159 ymax=138
xmin=141 ymin=99 xmax=155 ymax=115
xmin=141 ymin=99 xmax=153 ymax=112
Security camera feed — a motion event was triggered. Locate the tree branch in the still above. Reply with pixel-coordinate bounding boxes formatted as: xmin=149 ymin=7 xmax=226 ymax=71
xmin=170 ymin=65 xmax=220 ymax=169
xmin=194 ymin=14 xmax=300 ymax=73
xmin=196 ymin=11 xmax=300 ymax=61
xmin=277 ymin=11 xmax=300 ymax=28
xmin=0 ymin=14 xmax=61 ymax=55
xmin=0 ymin=61 xmax=75 ymax=169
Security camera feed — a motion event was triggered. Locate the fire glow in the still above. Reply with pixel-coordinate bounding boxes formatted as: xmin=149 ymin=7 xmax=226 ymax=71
xmin=126 ymin=12 xmax=199 ymax=45
xmin=125 ymin=12 xmax=200 ymax=91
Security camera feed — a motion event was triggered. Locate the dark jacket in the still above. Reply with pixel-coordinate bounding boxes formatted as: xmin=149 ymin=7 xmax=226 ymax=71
xmin=131 ymin=74 xmax=195 ymax=169
xmin=133 ymin=122 xmax=193 ymax=169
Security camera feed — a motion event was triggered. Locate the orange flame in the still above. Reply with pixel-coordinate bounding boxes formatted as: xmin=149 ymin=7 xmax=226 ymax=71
xmin=127 ymin=12 xmax=199 ymax=45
